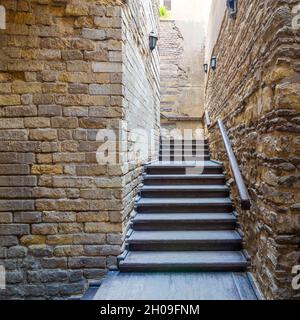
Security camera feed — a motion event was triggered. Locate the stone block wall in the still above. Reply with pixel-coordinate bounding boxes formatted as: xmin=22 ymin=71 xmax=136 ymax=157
xmin=159 ymin=18 xmax=205 ymax=135
xmin=205 ymin=0 xmax=300 ymax=299
xmin=121 ymin=0 xmax=160 ymax=229
xmin=0 ymin=0 xmax=160 ymax=299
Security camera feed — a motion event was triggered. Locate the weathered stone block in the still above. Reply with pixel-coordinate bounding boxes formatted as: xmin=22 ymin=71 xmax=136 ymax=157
xmin=4 ymin=105 xmax=37 ymax=117
xmin=24 ymin=117 xmax=50 ymax=128
xmin=76 ymin=212 xmax=109 ymax=223
xmin=63 ymin=107 xmax=88 ymax=117
xmin=29 ymin=129 xmax=57 ymax=141
xmin=78 ymin=118 xmax=106 ymax=129
xmin=66 ymin=2 xmax=89 ymax=16
xmin=76 ymin=165 xmax=107 ymax=176
xmin=89 ymin=84 xmax=122 ymax=95
xmin=73 ymin=233 xmax=106 ymax=245
xmin=28 ymin=245 xmax=53 ymax=257
xmin=28 ymin=270 xmax=68 ymax=283
xmin=82 ymin=28 xmax=106 ymax=40
xmin=0 ymin=212 xmax=13 ymax=223
xmin=0 ymin=224 xmax=29 ymax=235
xmin=68 ymin=84 xmax=88 ymax=94
xmin=92 ymin=62 xmax=122 ymax=73
xmin=12 ymin=81 xmax=41 ymax=94
xmin=84 ymin=245 xmax=120 ymax=256
xmin=41 ymin=257 xmax=67 ymax=269
xmin=32 ymin=223 xmax=58 ymax=235
xmin=7 ymin=245 xmax=27 ymax=258
xmin=46 ymin=234 xmax=74 ymax=245
xmin=0 ymin=94 xmax=21 ymax=106
xmin=31 ymin=165 xmax=63 ymax=175
xmin=68 ymin=257 xmax=106 ymax=269
xmin=0 ymin=236 xmax=19 ymax=247
xmin=6 ymin=271 xmax=25 ymax=284
xmin=53 ymin=245 xmax=84 ymax=257
xmin=0 ymin=118 xmax=24 ymax=129
xmin=0 ymin=200 xmax=34 ymax=212
xmin=83 ymin=268 xmax=106 ymax=279
xmin=107 ymin=233 xmax=122 ymax=245
xmin=51 ymin=117 xmax=78 ymax=128
xmin=58 ymin=223 xmax=83 ymax=234
xmin=20 ymin=235 xmax=46 ymax=246
xmin=85 ymin=222 xmax=121 ymax=233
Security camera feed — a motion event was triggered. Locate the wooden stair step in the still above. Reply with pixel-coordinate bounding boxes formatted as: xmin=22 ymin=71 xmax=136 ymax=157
xmin=161 ymin=139 xmax=209 ymax=142
xmin=140 ymin=185 xmax=229 ymax=198
xmin=132 ymin=213 xmax=237 ymax=230
xmin=159 ymin=156 xmax=211 ymax=161
xmin=127 ymin=230 xmax=242 ymax=251
xmin=136 ymin=197 xmax=233 ymax=213
xmin=143 ymin=174 xmax=226 ymax=185
xmin=119 ymin=251 xmax=248 ymax=272
xmin=146 ymin=162 xmax=223 ymax=175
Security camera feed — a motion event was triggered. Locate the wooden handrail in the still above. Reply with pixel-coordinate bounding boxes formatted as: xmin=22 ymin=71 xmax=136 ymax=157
xmin=217 ymin=120 xmax=251 ymax=210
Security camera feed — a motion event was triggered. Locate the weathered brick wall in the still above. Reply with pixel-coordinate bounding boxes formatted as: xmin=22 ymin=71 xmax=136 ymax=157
xmin=0 ymin=0 xmax=159 ymax=299
xmin=159 ymin=19 xmax=205 ymax=135
xmin=205 ymin=0 xmax=300 ymax=299
xmin=121 ymin=0 xmax=160 ymax=231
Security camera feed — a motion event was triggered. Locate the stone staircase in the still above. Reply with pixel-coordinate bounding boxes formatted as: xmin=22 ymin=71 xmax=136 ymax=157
xmin=118 ymin=139 xmax=250 ymax=272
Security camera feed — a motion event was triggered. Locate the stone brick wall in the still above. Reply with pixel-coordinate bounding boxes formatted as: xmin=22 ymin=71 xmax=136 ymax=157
xmin=205 ymin=0 xmax=300 ymax=299
xmin=121 ymin=0 xmax=160 ymax=230
xmin=0 ymin=0 xmax=159 ymax=299
xmin=159 ymin=18 xmax=205 ymax=135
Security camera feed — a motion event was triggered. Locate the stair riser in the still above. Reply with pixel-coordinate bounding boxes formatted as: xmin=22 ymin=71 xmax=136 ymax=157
xmin=159 ymin=157 xmax=211 ymax=161
xmin=128 ymin=242 xmax=242 ymax=251
xmin=119 ymin=264 xmax=247 ymax=272
xmin=160 ymin=147 xmax=210 ymax=151
xmin=140 ymin=190 xmax=229 ymax=198
xmin=132 ymin=221 xmax=236 ymax=231
xmin=136 ymin=205 xmax=233 ymax=213
xmin=146 ymin=168 xmax=223 ymax=175
xmin=159 ymin=149 xmax=210 ymax=155
xmin=143 ymin=178 xmax=226 ymax=186
xmin=160 ymin=140 xmax=208 ymax=143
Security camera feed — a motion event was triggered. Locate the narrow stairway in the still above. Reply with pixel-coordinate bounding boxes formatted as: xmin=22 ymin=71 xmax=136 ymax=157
xmin=118 ymin=138 xmax=250 ymax=272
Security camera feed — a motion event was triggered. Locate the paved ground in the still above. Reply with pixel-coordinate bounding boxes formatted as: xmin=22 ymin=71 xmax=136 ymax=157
xmin=91 ymin=271 xmax=262 ymax=300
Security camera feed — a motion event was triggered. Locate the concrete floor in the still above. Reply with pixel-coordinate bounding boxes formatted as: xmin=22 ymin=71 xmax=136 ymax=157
xmin=91 ymin=271 xmax=262 ymax=300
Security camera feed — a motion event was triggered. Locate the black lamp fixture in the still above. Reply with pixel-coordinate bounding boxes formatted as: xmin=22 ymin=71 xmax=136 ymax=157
xmin=149 ymin=31 xmax=158 ymax=51
xmin=203 ymin=63 xmax=208 ymax=73
xmin=227 ymin=0 xmax=237 ymax=19
xmin=211 ymin=56 xmax=217 ymax=70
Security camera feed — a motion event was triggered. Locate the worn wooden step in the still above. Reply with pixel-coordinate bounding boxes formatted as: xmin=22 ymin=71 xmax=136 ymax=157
xmin=132 ymin=213 xmax=236 ymax=230
xmin=145 ymin=162 xmax=223 ymax=175
xmin=136 ymin=197 xmax=233 ymax=213
xmin=119 ymin=251 xmax=248 ymax=272
xmin=160 ymin=139 xmax=208 ymax=144
xmin=159 ymin=156 xmax=211 ymax=161
xmin=159 ymin=150 xmax=210 ymax=155
xmin=160 ymin=146 xmax=210 ymax=151
xmin=127 ymin=230 xmax=242 ymax=251
xmin=140 ymin=185 xmax=230 ymax=198
xmin=143 ymin=174 xmax=226 ymax=186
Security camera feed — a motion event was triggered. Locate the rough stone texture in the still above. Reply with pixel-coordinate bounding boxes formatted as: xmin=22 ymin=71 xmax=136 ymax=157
xmin=0 ymin=0 xmax=159 ymax=299
xmin=159 ymin=18 xmax=205 ymax=136
xmin=205 ymin=0 xmax=300 ymax=300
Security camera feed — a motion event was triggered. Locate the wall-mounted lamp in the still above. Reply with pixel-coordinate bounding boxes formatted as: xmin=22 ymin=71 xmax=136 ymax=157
xmin=227 ymin=0 xmax=237 ymax=19
xmin=211 ymin=56 xmax=217 ymax=70
xmin=203 ymin=63 xmax=208 ymax=73
xmin=149 ymin=31 xmax=158 ymax=51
